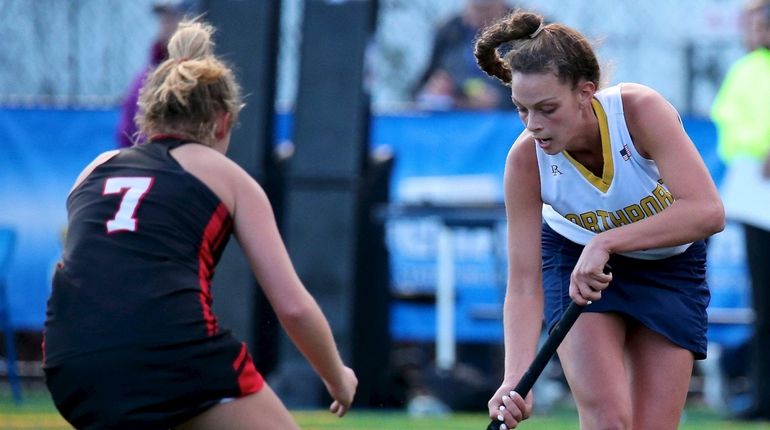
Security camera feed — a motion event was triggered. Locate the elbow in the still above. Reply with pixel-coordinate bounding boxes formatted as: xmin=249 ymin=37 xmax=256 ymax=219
xmin=700 ymin=200 xmax=726 ymax=237
xmin=276 ymin=302 xmax=312 ymax=327
xmin=274 ymin=295 xmax=318 ymax=331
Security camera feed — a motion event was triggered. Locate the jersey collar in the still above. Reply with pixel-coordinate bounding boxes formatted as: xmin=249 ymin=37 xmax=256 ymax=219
xmin=562 ymin=98 xmax=614 ymax=193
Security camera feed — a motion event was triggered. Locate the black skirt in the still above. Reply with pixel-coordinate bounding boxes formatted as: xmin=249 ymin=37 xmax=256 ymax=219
xmin=44 ymin=333 xmax=263 ymax=430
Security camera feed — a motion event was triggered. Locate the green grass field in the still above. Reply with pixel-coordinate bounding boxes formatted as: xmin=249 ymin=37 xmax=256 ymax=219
xmin=2 ymin=389 xmax=770 ymax=430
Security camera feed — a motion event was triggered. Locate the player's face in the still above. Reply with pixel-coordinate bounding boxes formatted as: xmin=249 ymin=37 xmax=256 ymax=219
xmin=510 ymin=72 xmax=589 ymax=155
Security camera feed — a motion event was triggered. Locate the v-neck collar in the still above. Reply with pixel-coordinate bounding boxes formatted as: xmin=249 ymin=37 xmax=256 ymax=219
xmin=562 ymin=98 xmax=614 ymax=193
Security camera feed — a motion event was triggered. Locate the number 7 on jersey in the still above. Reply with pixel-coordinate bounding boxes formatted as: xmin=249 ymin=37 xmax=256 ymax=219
xmin=103 ymin=177 xmax=154 ymax=233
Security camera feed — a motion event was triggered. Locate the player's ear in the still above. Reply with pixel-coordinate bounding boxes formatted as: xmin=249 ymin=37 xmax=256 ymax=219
xmin=577 ymin=79 xmax=596 ymax=106
xmin=214 ymin=112 xmax=232 ymax=140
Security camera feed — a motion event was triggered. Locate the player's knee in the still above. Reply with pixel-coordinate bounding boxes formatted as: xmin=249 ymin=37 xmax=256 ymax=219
xmin=592 ymin=417 xmax=632 ymax=430
xmin=579 ymin=397 xmax=632 ymax=430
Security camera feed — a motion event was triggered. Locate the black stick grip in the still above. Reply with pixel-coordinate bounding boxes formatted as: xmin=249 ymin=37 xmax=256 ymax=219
xmin=486 ymin=264 xmax=611 ymax=430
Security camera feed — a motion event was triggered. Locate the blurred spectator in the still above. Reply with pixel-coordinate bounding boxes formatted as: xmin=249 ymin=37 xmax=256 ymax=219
xmin=710 ymin=0 xmax=770 ymax=420
xmin=115 ymin=0 xmax=191 ymax=148
xmin=413 ymin=0 xmax=514 ymax=111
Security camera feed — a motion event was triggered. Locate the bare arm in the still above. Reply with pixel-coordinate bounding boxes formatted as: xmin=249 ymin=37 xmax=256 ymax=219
xmin=501 ymin=136 xmax=545 ymax=382
xmin=228 ymin=166 xmax=356 ymax=415
xmin=69 ymin=150 xmax=120 ymax=193
xmin=596 ymin=84 xmax=724 ymax=253
xmin=570 ymin=84 xmax=725 ymax=301
xmin=489 ymin=134 xmax=544 ymax=427
xmin=174 ymin=145 xmax=356 ymax=416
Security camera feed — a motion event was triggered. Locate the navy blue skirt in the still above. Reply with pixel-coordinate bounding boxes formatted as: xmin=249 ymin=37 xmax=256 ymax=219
xmin=541 ymin=222 xmax=710 ymax=359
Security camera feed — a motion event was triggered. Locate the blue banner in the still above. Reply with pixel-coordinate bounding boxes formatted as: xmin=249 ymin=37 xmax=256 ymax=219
xmin=0 ymin=108 xmax=749 ymax=348
xmin=0 ymin=108 xmax=117 ymax=328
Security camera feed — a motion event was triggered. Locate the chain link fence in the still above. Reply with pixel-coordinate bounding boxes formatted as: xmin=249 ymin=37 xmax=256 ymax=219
xmin=0 ymin=0 xmax=159 ymax=107
xmin=373 ymin=0 xmax=747 ymax=115
xmin=0 ymin=0 xmax=749 ymax=115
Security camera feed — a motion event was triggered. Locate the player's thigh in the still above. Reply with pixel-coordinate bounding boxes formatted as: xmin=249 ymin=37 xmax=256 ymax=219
xmin=175 ymin=384 xmax=300 ymax=430
xmin=626 ymin=323 xmax=693 ymax=430
xmin=557 ymin=313 xmax=632 ymax=417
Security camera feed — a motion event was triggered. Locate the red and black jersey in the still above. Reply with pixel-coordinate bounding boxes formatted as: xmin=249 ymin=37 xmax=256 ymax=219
xmin=44 ymin=137 xmax=234 ymax=365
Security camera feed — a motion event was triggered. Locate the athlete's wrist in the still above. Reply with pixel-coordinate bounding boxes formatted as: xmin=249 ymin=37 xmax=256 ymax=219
xmin=589 ymin=231 xmax=615 ymax=255
xmin=503 ymin=362 xmax=531 ymax=384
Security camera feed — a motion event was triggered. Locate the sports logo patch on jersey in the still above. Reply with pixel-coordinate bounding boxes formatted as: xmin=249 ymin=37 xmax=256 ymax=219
xmin=619 ymin=144 xmax=631 ymax=161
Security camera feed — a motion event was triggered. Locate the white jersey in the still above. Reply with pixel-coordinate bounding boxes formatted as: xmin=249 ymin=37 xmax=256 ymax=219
xmin=537 ymin=83 xmax=691 ymax=260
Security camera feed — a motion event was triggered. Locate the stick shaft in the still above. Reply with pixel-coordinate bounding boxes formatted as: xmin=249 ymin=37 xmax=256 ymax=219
xmin=485 ymin=303 xmax=582 ymax=430
xmin=486 ymin=264 xmax=611 ymax=430
xmin=512 ymin=301 xmax=582 ymax=395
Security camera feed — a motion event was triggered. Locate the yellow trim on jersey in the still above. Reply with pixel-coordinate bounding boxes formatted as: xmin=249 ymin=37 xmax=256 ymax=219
xmin=562 ymin=99 xmax=614 ymax=193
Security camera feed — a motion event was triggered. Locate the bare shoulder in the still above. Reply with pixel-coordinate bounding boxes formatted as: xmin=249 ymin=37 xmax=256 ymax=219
xmin=619 ymin=82 xmax=676 ymax=120
xmin=86 ymin=149 xmax=121 ymax=171
xmin=504 ymin=130 xmax=541 ymax=204
xmin=70 ymin=150 xmax=121 ymax=193
xmin=505 ymin=130 xmax=538 ymax=176
xmin=173 ymin=143 xmax=238 ymax=168
xmin=95 ymin=149 xmax=121 ymax=162
xmin=171 ymin=144 xmax=255 ymax=212
xmin=171 ymin=143 xmax=254 ymax=184
xmin=620 ymin=83 xmax=682 ymax=157
xmin=620 ymin=82 xmax=663 ymax=110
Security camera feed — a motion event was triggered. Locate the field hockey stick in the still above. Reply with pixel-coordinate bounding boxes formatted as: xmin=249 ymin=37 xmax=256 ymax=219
xmin=485 ymin=264 xmax=612 ymax=430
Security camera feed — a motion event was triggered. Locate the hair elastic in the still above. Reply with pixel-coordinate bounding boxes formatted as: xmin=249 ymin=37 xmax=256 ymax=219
xmin=528 ymin=23 xmax=545 ymax=39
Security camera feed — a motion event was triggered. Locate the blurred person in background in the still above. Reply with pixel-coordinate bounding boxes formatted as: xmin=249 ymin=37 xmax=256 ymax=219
xmin=413 ymin=0 xmax=514 ymax=111
xmin=710 ymin=0 xmax=770 ymax=421
xmin=475 ymin=10 xmax=725 ymax=430
xmin=44 ymin=20 xmax=357 ymax=430
xmin=115 ymin=0 xmax=190 ymax=148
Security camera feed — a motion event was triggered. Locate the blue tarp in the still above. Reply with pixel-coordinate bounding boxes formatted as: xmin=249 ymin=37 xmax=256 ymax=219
xmin=0 ymin=108 xmax=117 ymax=329
xmin=0 ymin=108 xmax=750 ymax=347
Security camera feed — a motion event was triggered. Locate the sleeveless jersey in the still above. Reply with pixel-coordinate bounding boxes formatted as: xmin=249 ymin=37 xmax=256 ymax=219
xmin=44 ymin=137 xmax=234 ymax=365
xmin=537 ymin=84 xmax=691 ymax=260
